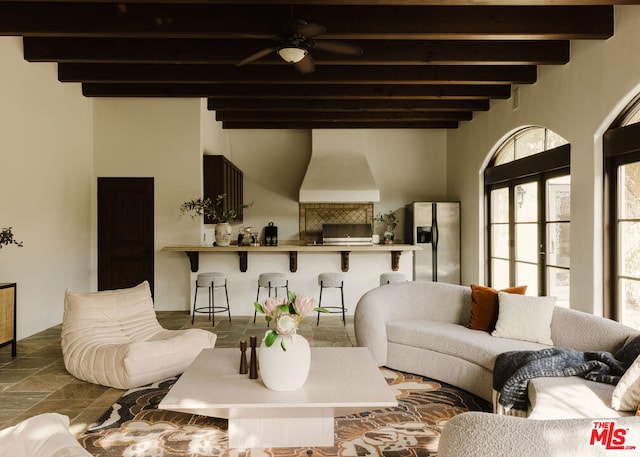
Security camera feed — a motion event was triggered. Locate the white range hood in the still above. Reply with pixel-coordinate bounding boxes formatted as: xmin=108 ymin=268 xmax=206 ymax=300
xmin=299 ymin=130 xmax=380 ymax=203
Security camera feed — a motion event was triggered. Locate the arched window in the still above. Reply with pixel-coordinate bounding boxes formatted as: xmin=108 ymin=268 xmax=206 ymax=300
xmin=485 ymin=127 xmax=570 ymax=306
xmin=604 ymin=96 xmax=640 ymax=328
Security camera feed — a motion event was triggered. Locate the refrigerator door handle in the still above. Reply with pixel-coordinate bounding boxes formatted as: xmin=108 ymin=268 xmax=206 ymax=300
xmin=432 ymin=217 xmax=439 ymax=248
xmin=432 ymin=204 xmax=438 ymax=281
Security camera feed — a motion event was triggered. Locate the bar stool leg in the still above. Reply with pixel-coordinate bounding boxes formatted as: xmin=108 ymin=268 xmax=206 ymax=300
xmin=317 ymin=281 xmax=324 ymax=326
xmin=340 ymin=281 xmax=346 ymax=326
xmin=209 ymin=283 xmax=214 ymax=325
xmin=224 ymin=280 xmax=231 ymax=322
xmin=192 ymin=280 xmax=198 ymax=325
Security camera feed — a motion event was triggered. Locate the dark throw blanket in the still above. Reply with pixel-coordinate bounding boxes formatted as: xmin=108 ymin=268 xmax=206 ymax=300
xmin=493 ymin=335 xmax=640 ymax=413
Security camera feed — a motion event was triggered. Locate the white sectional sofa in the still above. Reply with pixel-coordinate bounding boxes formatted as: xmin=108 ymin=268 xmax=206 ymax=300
xmin=354 ymin=281 xmax=640 ymax=419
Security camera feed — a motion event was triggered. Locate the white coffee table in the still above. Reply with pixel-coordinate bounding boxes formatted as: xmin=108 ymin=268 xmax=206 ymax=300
xmin=158 ymin=347 xmax=397 ymax=449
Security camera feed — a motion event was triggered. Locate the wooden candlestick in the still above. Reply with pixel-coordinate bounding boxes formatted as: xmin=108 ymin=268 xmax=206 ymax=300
xmin=239 ymin=340 xmax=248 ymax=374
xmin=249 ymin=335 xmax=258 ymax=379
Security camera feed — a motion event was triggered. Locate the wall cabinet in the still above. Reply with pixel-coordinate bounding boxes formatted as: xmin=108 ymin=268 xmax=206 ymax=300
xmin=0 ymin=283 xmax=16 ymax=357
xmin=203 ymin=155 xmax=244 ymax=224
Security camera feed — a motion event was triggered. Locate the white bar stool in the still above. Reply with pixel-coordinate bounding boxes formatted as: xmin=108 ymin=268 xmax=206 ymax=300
xmin=253 ymin=272 xmax=289 ymax=323
xmin=317 ymin=272 xmax=346 ymax=326
xmin=380 ymin=272 xmax=408 ymax=286
xmin=192 ymin=272 xmax=231 ymax=325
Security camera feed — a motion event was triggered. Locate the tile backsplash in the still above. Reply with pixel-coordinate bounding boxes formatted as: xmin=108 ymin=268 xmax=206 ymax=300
xmin=299 ymin=203 xmax=374 ymax=243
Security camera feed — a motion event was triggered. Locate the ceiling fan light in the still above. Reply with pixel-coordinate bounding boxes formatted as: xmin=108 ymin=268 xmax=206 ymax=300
xmin=277 ymin=46 xmax=307 ymax=64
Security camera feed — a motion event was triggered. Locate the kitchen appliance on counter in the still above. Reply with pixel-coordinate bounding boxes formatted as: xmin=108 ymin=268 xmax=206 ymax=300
xmin=322 ymin=224 xmax=373 ymax=246
xmin=405 ymin=202 xmax=460 ymax=284
xmin=264 ymin=222 xmax=278 ymax=246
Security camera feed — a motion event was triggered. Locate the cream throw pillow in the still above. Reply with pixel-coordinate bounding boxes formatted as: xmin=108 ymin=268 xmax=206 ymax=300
xmin=491 ymin=292 xmax=556 ymax=345
xmin=612 ymin=355 xmax=640 ymax=411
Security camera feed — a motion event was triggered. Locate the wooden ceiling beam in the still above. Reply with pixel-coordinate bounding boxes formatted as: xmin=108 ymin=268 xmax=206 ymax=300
xmin=206 ymin=98 xmax=490 ymax=111
xmin=221 ymin=120 xmax=460 ymax=129
xmin=7 ymin=1 xmax=633 ymax=6
xmin=82 ymin=82 xmax=512 ymax=99
xmin=60 ymin=63 xmax=537 ymax=84
xmin=214 ymin=110 xmax=472 ymax=121
xmin=7 ymin=1 xmax=633 ymax=5
xmin=24 ymin=37 xmax=570 ymax=65
xmin=0 ymin=3 xmax=613 ymax=40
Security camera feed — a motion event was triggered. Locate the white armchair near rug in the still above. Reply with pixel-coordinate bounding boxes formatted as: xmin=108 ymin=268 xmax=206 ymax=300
xmin=61 ymin=281 xmax=216 ymax=389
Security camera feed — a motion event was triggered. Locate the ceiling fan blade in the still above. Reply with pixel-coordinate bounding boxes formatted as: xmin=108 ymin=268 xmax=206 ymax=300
xmin=294 ymin=54 xmax=315 ymax=74
xmin=312 ymin=40 xmax=363 ymax=56
xmin=229 ymin=33 xmax=279 ymax=40
xmin=235 ymin=47 xmax=276 ymax=67
xmin=296 ymin=22 xmax=326 ymax=38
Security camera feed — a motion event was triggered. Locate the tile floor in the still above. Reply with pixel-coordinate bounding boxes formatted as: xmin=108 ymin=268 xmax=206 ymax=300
xmin=0 ymin=312 xmax=356 ymax=436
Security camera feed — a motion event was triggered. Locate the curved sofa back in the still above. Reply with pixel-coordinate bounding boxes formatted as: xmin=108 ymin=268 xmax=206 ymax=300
xmin=354 ymin=281 xmax=471 ymax=365
xmin=355 ymin=280 xmax=639 ymax=365
xmin=551 ymin=306 xmax=638 ymax=353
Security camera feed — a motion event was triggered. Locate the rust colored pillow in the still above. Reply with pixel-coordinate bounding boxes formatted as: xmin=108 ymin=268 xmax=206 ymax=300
xmin=467 ymin=284 xmax=527 ymax=332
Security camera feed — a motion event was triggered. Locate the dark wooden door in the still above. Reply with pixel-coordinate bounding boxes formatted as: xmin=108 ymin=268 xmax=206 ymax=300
xmin=98 ymin=177 xmax=154 ymax=294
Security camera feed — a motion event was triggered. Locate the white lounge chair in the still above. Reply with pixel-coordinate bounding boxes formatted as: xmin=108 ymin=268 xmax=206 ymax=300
xmin=62 ymin=281 xmax=216 ymax=389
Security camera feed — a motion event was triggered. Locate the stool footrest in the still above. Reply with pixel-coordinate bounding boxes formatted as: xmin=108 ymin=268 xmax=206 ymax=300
xmin=193 ymin=306 xmax=230 ymax=314
xmin=320 ymin=306 xmax=348 ymax=313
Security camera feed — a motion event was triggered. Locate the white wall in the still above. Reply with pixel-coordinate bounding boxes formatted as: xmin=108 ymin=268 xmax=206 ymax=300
xmin=0 ymin=37 xmax=94 ymax=339
xmin=93 ymin=98 xmax=203 ymax=310
xmin=447 ymin=5 xmax=640 ymax=314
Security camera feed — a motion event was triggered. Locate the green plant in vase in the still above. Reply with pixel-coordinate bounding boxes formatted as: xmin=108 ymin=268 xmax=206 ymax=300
xmin=180 ymin=194 xmax=252 ymax=246
xmin=375 ymin=210 xmax=399 ymax=244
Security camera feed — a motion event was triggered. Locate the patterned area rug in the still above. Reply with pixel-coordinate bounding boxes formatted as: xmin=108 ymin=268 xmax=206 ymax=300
xmin=79 ymin=369 xmax=490 ymax=457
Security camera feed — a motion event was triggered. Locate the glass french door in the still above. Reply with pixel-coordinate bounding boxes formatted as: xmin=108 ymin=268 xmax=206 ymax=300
xmin=488 ymin=173 xmax=570 ymax=305
xmin=615 ymin=160 xmax=640 ymax=328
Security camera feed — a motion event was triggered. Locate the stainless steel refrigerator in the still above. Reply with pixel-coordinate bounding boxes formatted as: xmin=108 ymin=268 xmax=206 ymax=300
xmin=405 ymin=202 xmax=460 ymax=284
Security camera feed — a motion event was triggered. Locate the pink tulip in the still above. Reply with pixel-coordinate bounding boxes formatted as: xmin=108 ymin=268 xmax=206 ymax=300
xmin=293 ymin=293 xmax=316 ymax=317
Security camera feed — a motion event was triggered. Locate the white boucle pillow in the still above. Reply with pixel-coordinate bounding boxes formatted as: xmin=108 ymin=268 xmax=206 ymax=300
xmin=612 ymin=354 xmax=640 ymax=411
xmin=491 ymin=292 xmax=556 ymax=345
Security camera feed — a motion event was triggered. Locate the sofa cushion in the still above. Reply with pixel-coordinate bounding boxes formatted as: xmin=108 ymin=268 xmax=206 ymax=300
xmin=468 ymin=284 xmax=527 ymax=332
xmin=386 ymin=320 xmax=547 ymax=371
xmin=492 ymin=292 xmax=556 ymax=345
xmin=612 ymin=353 xmax=640 ymax=411
xmin=527 ymin=376 xmax=632 ymax=419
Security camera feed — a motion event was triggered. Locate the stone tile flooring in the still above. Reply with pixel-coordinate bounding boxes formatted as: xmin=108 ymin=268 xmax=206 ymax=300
xmin=0 ymin=312 xmax=355 ymax=436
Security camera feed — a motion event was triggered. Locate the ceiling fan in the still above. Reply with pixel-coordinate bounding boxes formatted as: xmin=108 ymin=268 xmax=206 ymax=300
xmin=235 ymin=19 xmax=363 ymax=74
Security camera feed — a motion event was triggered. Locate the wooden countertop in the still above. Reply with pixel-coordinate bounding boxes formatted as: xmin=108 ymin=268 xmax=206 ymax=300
xmin=162 ymin=243 xmax=420 ymax=252
xmin=162 ymin=243 xmax=420 ymax=272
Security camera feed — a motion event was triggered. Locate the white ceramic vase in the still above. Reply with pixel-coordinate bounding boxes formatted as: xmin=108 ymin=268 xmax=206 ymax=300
xmin=258 ymin=331 xmax=311 ymax=391
xmin=214 ymin=222 xmax=232 ymax=247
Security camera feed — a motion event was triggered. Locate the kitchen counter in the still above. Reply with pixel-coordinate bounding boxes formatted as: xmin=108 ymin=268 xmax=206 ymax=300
xmin=162 ymin=243 xmax=421 ymax=273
